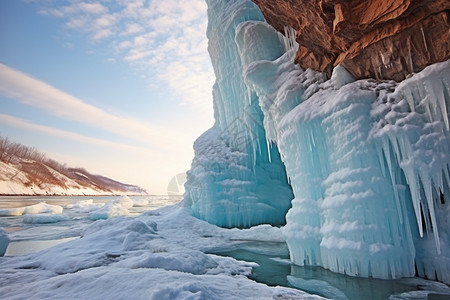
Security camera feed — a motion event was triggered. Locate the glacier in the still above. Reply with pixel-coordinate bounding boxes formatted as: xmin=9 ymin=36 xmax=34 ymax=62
xmin=185 ymin=0 xmax=450 ymax=284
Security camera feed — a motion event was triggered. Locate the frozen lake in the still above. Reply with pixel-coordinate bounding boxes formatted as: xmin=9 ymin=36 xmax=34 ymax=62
xmin=0 ymin=195 xmax=181 ymax=256
xmin=1 ymin=195 xmax=449 ymax=299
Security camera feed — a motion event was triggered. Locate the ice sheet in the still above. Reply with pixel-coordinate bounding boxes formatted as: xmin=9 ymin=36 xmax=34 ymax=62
xmin=0 ymin=204 xmax=322 ymax=299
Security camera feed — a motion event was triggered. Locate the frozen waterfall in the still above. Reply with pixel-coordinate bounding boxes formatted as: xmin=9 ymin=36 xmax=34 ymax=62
xmin=185 ymin=0 xmax=450 ymax=284
xmin=183 ymin=0 xmax=294 ymax=228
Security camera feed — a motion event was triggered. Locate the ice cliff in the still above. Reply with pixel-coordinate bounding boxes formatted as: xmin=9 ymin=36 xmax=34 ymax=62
xmin=183 ymin=0 xmax=294 ymax=228
xmin=184 ymin=0 xmax=450 ymax=284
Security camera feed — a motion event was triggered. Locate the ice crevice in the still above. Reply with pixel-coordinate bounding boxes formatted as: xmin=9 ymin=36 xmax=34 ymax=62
xmin=185 ymin=0 xmax=450 ymax=284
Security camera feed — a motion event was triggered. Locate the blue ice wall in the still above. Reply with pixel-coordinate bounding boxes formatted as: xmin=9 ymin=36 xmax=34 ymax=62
xmin=185 ymin=0 xmax=450 ymax=283
xmin=241 ymin=25 xmax=450 ymax=283
xmin=183 ymin=0 xmax=293 ymax=228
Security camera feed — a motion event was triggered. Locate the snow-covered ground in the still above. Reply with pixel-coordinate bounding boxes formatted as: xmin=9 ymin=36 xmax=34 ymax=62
xmin=1 ymin=197 xmax=450 ymax=299
xmin=0 ymin=201 xmax=323 ymax=299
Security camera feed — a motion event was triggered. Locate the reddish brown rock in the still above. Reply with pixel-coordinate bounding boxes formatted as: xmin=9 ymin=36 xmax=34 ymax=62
xmin=252 ymin=0 xmax=450 ymax=81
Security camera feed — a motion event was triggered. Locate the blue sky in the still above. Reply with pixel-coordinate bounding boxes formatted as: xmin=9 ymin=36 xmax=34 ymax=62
xmin=0 ymin=0 xmax=215 ymax=194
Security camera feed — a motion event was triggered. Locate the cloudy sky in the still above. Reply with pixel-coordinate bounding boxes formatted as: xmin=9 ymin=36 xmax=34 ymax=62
xmin=0 ymin=0 xmax=215 ymax=194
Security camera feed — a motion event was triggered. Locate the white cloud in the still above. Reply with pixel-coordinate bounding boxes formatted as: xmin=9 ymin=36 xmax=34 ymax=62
xmin=16 ymin=0 xmax=217 ymax=193
xmin=92 ymin=28 xmax=113 ymax=40
xmin=41 ymin=2 xmax=108 ymax=17
xmin=0 ymin=113 xmax=192 ymax=194
xmin=36 ymin=0 xmax=214 ymax=118
xmin=122 ymin=23 xmax=143 ymax=36
xmin=0 ymin=64 xmax=189 ymax=151
xmin=0 ymin=113 xmax=144 ymax=154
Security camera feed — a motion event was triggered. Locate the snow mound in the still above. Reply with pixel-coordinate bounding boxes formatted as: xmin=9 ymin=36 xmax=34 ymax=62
xmin=0 ymin=202 xmax=63 ymax=216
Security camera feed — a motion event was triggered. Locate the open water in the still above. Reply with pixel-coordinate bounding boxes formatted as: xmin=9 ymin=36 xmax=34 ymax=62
xmin=0 ymin=195 xmax=181 ymax=256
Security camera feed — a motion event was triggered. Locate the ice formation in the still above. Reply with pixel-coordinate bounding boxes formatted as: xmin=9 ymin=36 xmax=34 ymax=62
xmin=0 ymin=205 xmax=321 ymax=299
xmin=0 ymin=202 xmax=63 ymax=216
xmin=65 ymin=199 xmax=105 ymax=212
xmin=185 ymin=0 xmax=450 ymax=283
xmin=183 ymin=0 xmax=293 ymax=228
xmin=22 ymin=214 xmax=69 ymax=224
xmin=90 ymin=196 xmax=137 ymax=220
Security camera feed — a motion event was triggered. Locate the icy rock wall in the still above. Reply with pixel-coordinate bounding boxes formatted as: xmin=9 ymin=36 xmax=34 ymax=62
xmin=240 ymin=20 xmax=450 ymax=282
xmin=186 ymin=0 xmax=450 ymax=283
xmin=183 ymin=0 xmax=293 ymax=228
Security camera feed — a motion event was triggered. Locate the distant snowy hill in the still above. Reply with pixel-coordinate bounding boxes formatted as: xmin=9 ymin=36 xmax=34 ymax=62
xmin=0 ymin=137 xmax=146 ymax=196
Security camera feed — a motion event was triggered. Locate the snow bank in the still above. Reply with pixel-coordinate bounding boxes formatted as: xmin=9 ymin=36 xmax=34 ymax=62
xmin=0 ymin=202 xmax=63 ymax=216
xmin=0 ymin=205 xmax=322 ymax=299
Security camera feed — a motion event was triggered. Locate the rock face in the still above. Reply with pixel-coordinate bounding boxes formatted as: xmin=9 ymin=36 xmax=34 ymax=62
xmin=251 ymin=0 xmax=450 ymax=81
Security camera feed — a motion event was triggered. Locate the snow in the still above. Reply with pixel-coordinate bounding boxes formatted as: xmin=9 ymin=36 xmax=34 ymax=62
xmin=65 ymin=199 xmax=104 ymax=212
xmin=89 ymin=196 xmax=140 ymax=220
xmin=130 ymin=197 xmax=149 ymax=207
xmin=185 ymin=0 xmax=450 ymax=285
xmin=0 ymin=160 xmax=146 ymax=196
xmin=0 ymin=202 xmax=63 ymax=216
xmin=330 ymin=65 xmax=355 ymax=90
xmin=0 ymin=204 xmax=322 ymax=299
xmin=89 ymin=201 xmax=130 ymax=220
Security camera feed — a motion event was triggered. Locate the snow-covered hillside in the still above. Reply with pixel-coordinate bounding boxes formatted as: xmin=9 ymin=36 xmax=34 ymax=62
xmin=0 ymin=137 xmax=146 ymax=196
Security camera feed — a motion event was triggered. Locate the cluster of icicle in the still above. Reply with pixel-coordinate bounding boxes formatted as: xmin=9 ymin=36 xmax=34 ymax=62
xmin=185 ymin=0 xmax=450 ymax=283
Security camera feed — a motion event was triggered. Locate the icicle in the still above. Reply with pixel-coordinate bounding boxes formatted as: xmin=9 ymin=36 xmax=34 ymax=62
xmin=376 ymin=145 xmax=387 ymax=178
xmin=403 ymin=167 xmax=424 ymax=237
xmin=435 ymin=80 xmax=449 ymax=130
xmin=383 ymin=137 xmax=404 ymax=224
xmin=406 ymin=36 xmax=414 ymax=75
xmin=420 ymin=25 xmax=429 ymax=54
xmin=421 ymin=175 xmax=441 ymax=254
xmin=403 ymin=89 xmax=416 ymax=112
xmin=399 ymin=180 xmax=416 ymax=259
xmin=283 ymin=26 xmax=298 ymax=53
xmin=388 ymin=134 xmax=402 ymax=162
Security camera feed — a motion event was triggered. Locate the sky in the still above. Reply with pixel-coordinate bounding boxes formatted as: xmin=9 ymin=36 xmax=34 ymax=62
xmin=0 ymin=0 xmax=215 ymax=195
